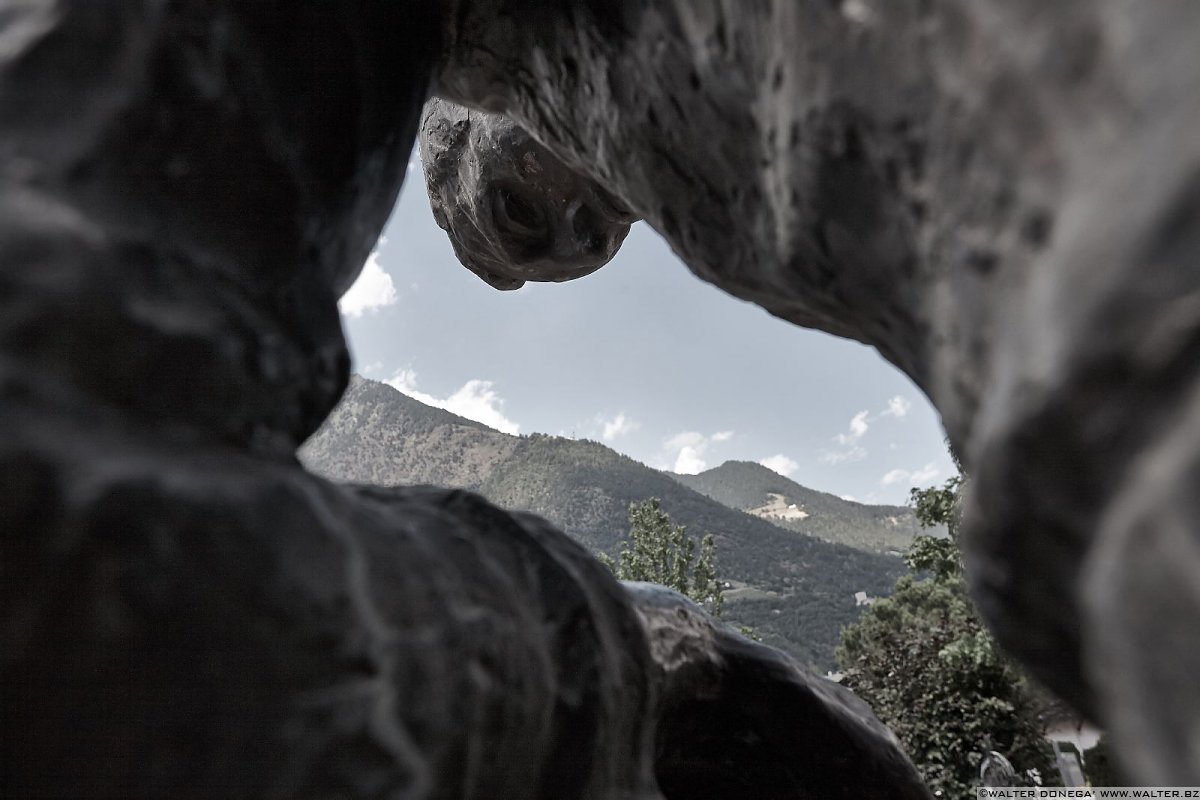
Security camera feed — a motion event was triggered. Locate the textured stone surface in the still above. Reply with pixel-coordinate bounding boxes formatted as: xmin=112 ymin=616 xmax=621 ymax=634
xmin=1 ymin=418 xmax=659 ymax=797
xmin=425 ymin=0 xmax=1200 ymax=781
xmin=9 ymin=0 xmax=1198 ymax=792
xmin=1 ymin=3 xmax=930 ymax=797
xmin=625 ymin=584 xmax=931 ymax=800
xmin=420 ymin=98 xmax=635 ymax=290
xmin=0 ymin=1 xmax=439 ymax=452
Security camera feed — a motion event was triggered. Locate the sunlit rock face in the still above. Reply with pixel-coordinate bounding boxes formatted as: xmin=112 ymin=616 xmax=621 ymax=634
xmin=420 ymin=98 xmax=635 ymax=290
xmin=428 ymin=1 xmax=1200 ymax=782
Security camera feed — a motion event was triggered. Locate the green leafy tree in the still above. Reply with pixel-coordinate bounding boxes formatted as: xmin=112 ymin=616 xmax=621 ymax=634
xmin=692 ymin=532 xmax=724 ymax=617
xmin=905 ymin=473 xmax=964 ymax=580
xmin=601 ymin=498 xmax=725 ymax=616
xmin=837 ymin=469 xmax=1055 ymax=797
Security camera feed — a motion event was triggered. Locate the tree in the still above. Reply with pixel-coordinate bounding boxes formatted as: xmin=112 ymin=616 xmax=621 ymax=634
xmin=905 ymin=474 xmax=964 ymax=580
xmin=837 ymin=471 xmax=1055 ymax=797
xmin=691 ymin=532 xmax=724 ymax=617
xmin=601 ymin=498 xmax=724 ymax=616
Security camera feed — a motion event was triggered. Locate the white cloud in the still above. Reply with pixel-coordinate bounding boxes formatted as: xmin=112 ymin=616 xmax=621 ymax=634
xmin=821 ymin=400 xmax=907 ymax=465
xmin=760 ymin=454 xmax=799 ymax=477
xmin=880 ymin=463 xmax=941 ymax=487
xmin=674 ymin=446 xmax=707 ymax=474
xmin=822 ymin=410 xmax=871 ymax=463
xmin=600 ymin=412 xmax=639 ymax=441
xmin=359 ymin=360 xmax=385 ymax=376
xmin=339 ymin=248 xmax=398 ymax=318
xmin=840 ymin=494 xmax=857 ymax=502
xmin=665 ymin=431 xmax=706 ymax=451
xmin=388 ymin=369 xmax=439 ymax=406
xmin=663 ymin=431 xmax=729 ymax=475
xmin=441 ymin=381 xmax=521 ymax=436
xmin=910 ymin=463 xmax=941 ymax=483
xmin=819 ymin=444 xmax=867 ymax=465
xmin=387 ymin=369 xmax=520 ymax=435
xmin=835 ymin=410 xmax=870 ymax=445
xmin=881 ymin=395 xmax=912 ymax=418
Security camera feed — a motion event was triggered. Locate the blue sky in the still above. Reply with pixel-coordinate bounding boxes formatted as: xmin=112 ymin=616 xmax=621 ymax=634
xmin=335 ymin=154 xmax=955 ymax=505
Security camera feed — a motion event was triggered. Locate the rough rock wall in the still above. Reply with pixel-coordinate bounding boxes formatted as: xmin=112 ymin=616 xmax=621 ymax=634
xmin=1 ymin=4 xmax=931 ymax=797
xmin=420 ymin=98 xmax=635 ymax=289
xmin=3 ymin=432 xmax=660 ymax=797
xmin=426 ymin=0 xmax=1200 ymax=781
xmin=626 ymin=584 xmax=930 ymax=800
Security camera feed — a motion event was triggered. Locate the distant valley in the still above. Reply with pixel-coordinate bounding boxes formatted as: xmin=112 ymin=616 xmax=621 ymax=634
xmin=301 ymin=375 xmax=938 ymax=669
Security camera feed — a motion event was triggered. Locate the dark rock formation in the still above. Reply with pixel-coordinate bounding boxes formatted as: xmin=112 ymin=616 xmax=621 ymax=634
xmin=9 ymin=0 xmax=1197 ymax=791
xmin=423 ymin=1 xmax=1200 ymax=782
xmin=3 ymin=447 xmax=660 ymax=797
xmin=1 ymin=1 xmax=439 ymax=451
xmin=420 ymin=98 xmax=635 ymax=290
xmin=625 ymin=584 xmax=930 ymax=800
xmin=1 ymin=3 xmax=929 ymax=798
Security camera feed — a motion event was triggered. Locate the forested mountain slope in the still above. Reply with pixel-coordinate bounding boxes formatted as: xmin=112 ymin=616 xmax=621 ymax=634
xmin=674 ymin=460 xmax=942 ymax=555
xmin=301 ymin=376 xmax=910 ymax=669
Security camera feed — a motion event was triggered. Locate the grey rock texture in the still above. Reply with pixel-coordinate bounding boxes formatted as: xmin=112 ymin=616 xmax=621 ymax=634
xmin=2 ymin=423 xmax=660 ymax=797
xmin=625 ymin=584 xmax=931 ymax=800
xmin=1 ymin=3 xmax=929 ymax=798
xmin=0 ymin=0 xmax=438 ymax=451
xmin=426 ymin=0 xmax=1200 ymax=781
xmin=420 ymin=98 xmax=635 ymax=290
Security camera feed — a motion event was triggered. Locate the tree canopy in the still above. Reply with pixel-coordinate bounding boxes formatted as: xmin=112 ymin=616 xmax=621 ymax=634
xmin=602 ymin=498 xmax=724 ymax=616
xmin=837 ymin=472 xmax=1056 ymax=797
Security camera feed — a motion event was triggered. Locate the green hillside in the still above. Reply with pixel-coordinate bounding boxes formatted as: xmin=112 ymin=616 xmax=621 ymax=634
xmin=299 ymin=375 xmax=517 ymax=489
xmin=300 ymin=376 xmax=909 ymax=670
xmin=674 ymin=460 xmax=941 ymax=555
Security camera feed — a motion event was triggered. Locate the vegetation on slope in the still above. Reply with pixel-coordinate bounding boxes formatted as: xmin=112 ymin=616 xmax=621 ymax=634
xmin=300 ymin=375 xmax=515 ymax=489
xmin=302 ymin=376 xmax=907 ymax=670
xmin=674 ymin=460 xmax=942 ymax=555
xmin=600 ymin=498 xmax=724 ymax=617
xmin=838 ymin=473 xmax=1057 ymax=796
xmin=476 ymin=434 xmax=904 ymax=668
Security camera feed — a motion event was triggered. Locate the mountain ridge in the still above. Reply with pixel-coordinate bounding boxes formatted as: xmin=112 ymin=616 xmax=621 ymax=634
xmin=673 ymin=460 xmax=939 ymax=555
xmin=300 ymin=375 xmax=912 ymax=669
